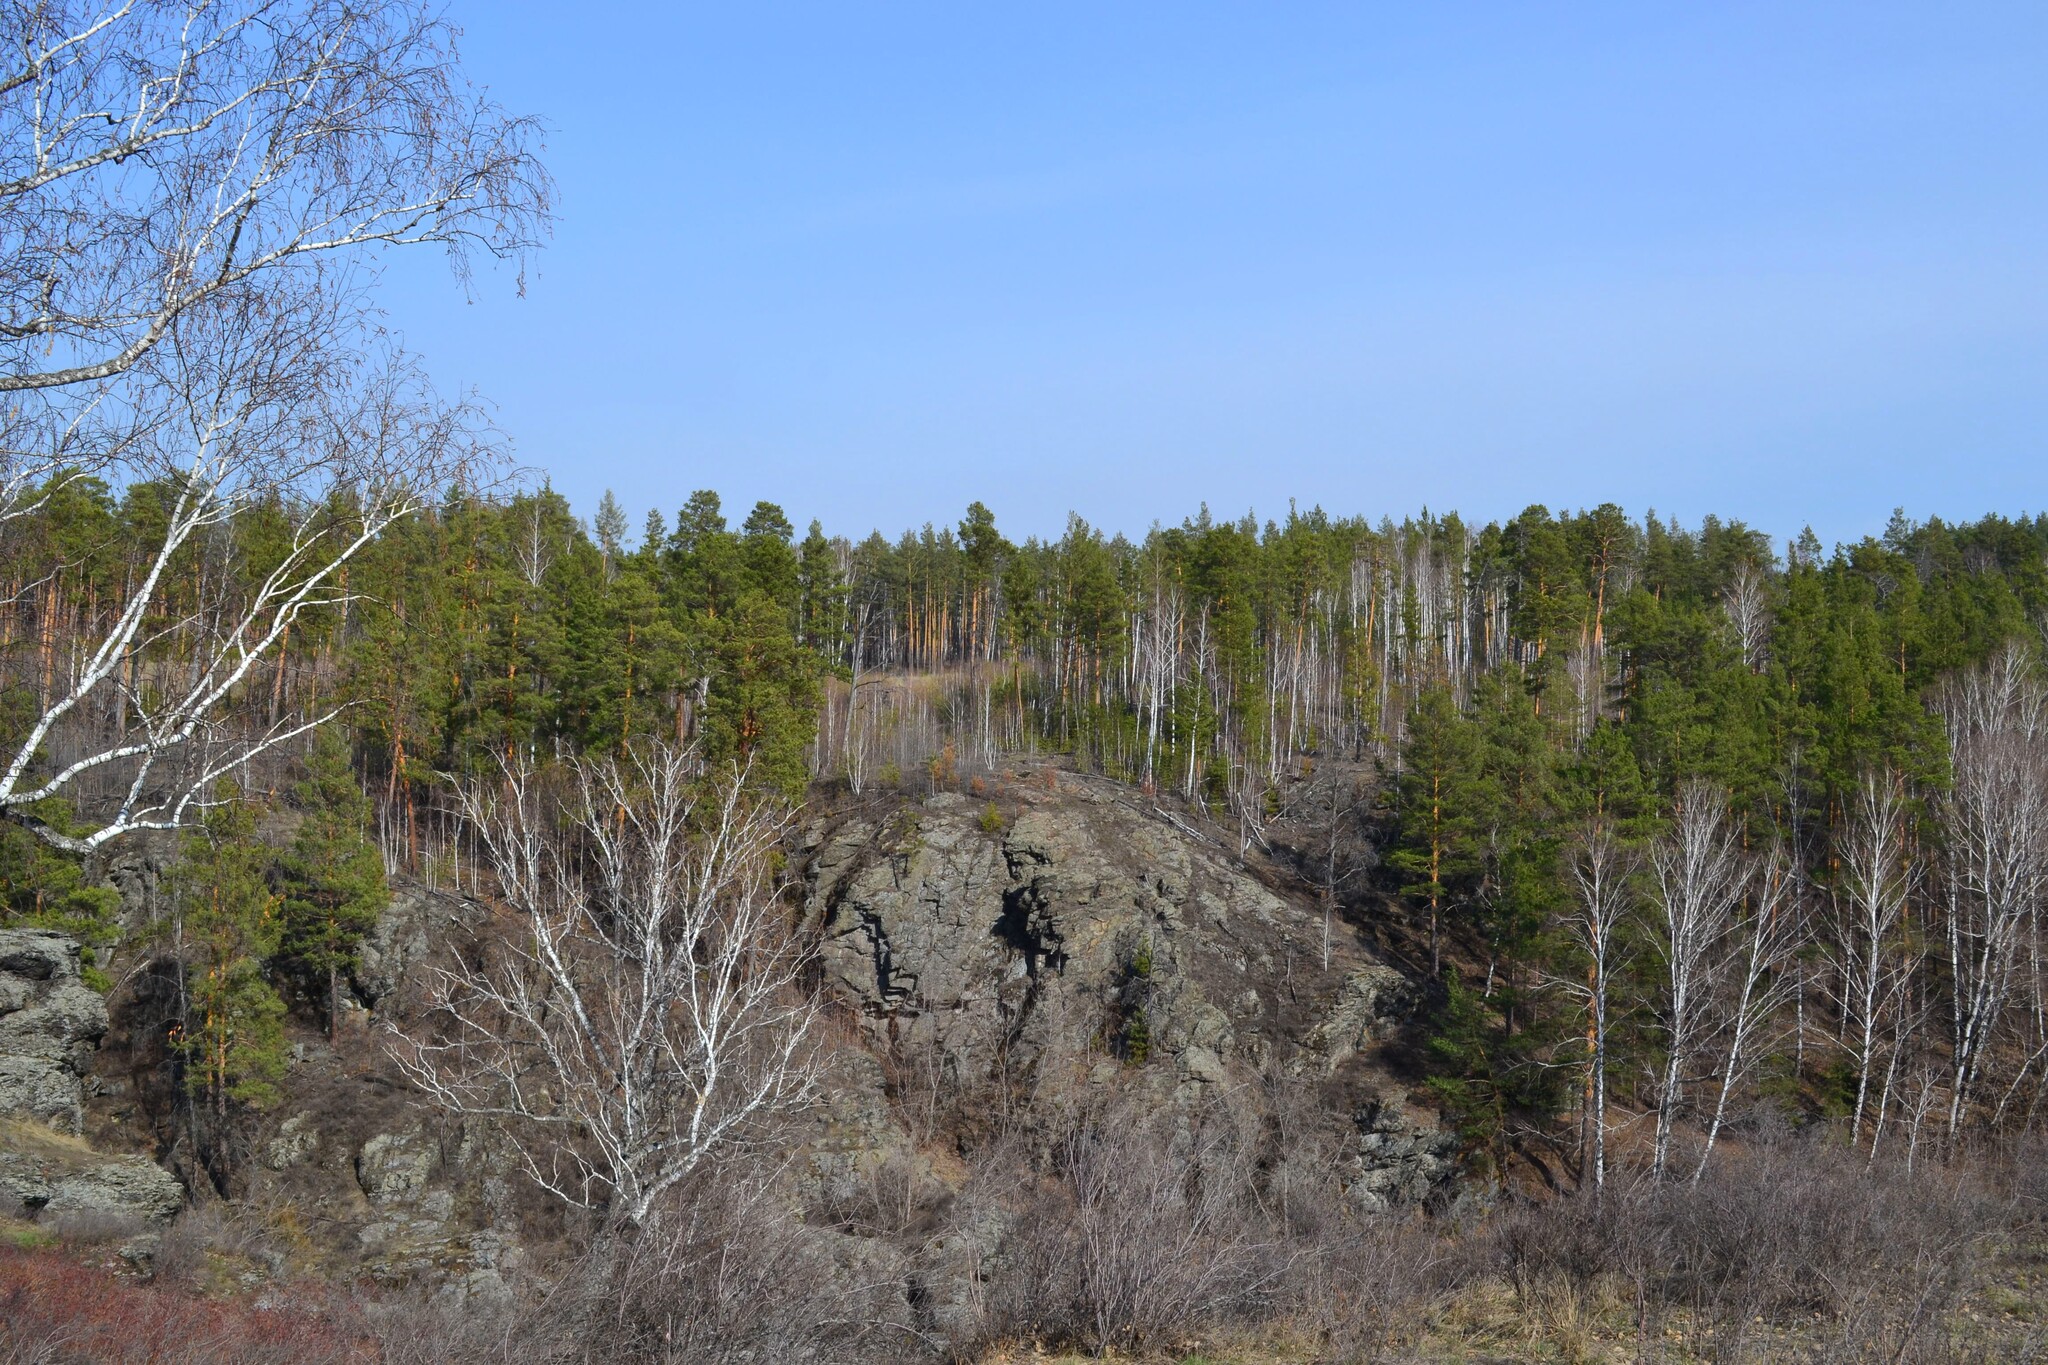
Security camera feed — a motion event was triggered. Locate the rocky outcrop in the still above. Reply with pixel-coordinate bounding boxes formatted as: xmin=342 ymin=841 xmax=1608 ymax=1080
xmin=800 ymin=779 xmax=1454 ymax=1208
xmin=1349 ymin=1093 xmax=1460 ymax=1212
xmin=0 ymin=1118 xmax=183 ymax=1224
xmin=352 ymin=883 xmax=477 ymax=1008
xmin=0 ymin=929 xmax=111 ymax=1132
xmin=1 ymin=930 xmax=187 ymax=1236
xmin=0 ymin=772 xmax=1455 ymax=1316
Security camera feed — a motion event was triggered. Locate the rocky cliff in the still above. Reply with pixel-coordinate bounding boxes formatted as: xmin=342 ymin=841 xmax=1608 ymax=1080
xmin=0 ymin=770 xmax=1454 ymax=1296
xmin=0 ymin=929 xmax=183 ymax=1239
xmin=801 ymin=776 xmax=1454 ymax=1211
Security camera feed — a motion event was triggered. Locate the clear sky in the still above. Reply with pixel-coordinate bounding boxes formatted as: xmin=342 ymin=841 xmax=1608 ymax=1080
xmin=380 ymin=2 xmax=2048 ymax=553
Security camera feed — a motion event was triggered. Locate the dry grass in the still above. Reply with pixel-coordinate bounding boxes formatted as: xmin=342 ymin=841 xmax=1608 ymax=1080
xmin=0 ymin=1117 xmax=100 ymax=1162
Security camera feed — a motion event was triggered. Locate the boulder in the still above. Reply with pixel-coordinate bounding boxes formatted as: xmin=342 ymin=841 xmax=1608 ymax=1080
xmin=357 ymin=1126 xmax=439 ymax=1204
xmin=1349 ymin=1094 xmax=1460 ymax=1212
xmin=353 ymin=884 xmax=476 ymax=1007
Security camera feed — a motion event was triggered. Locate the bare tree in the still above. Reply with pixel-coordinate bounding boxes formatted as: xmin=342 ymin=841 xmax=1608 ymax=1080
xmin=0 ymin=1 xmax=547 ymax=396
xmin=1722 ymin=560 xmax=1772 ymax=672
xmin=1275 ymin=768 xmax=1374 ymax=969
xmin=392 ymin=742 xmax=818 ymax=1227
xmin=1829 ymin=769 xmax=1919 ymax=1151
xmin=1556 ymin=824 xmax=1635 ymax=1204
xmin=1692 ymin=839 xmax=1801 ymax=1181
xmin=1934 ymin=643 xmax=2048 ymax=1140
xmin=1645 ymin=779 xmax=1748 ymax=1179
xmin=1227 ymin=757 xmax=1275 ymax=863
xmin=0 ymin=0 xmax=548 ymax=851
xmin=0 ymin=325 xmax=491 ymax=852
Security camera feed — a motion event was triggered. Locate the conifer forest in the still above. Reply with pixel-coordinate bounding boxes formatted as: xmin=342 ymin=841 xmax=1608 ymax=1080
xmin=6 ymin=4 xmax=2048 ymax=1363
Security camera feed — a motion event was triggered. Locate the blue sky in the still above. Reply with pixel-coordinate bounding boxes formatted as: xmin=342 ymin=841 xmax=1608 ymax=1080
xmin=380 ymin=3 xmax=2048 ymax=552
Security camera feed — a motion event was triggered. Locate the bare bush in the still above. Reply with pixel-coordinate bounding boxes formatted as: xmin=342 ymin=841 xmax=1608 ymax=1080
xmin=972 ymin=1092 xmax=1291 ymax=1357
xmin=0 ymin=1246 xmax=367 ymax=1364
xmin=1488 ymin=1132 xmax=2005 ymax=1361
xmin=391 ymin=741 xmax=818 ymax=1227
xmin=551 ymin=1164 xmax=914 ymax=1365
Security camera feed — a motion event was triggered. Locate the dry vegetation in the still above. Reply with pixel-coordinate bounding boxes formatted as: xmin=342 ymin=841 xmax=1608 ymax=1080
xmin=9 ymin=1108 xmax=2048 ymax=1364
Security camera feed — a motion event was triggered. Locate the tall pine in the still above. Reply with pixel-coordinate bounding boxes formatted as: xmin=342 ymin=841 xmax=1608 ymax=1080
xmin=277 ymin=731 xmax=389 ymax=1038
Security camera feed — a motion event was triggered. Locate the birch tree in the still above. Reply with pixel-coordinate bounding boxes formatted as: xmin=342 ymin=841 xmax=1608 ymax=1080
xmin=1829 ymin=770 xmax=1918 ymax=1150
xmin=1645 ymin=779 xmax=1747 ymax=1179
xmin=1 ymin=329 xmax=492 ymax=852
xmin=0 ymin=0 xmax=548 ymax=852
xmin=0 ymin=1 xmax=546 ymax=396
xmin=392 ymin=742 xmax=818 ymax=1227
xmin=1722 ymin=560 xmax=1771 ymax=672
xmin=1934 ymin=643 xmax=2048 ymax=1139
xmin=1691 ymin=839 xmax=1800 ymax=1181
xmin=1557 ymin=824 xmax=1634 ymax=1204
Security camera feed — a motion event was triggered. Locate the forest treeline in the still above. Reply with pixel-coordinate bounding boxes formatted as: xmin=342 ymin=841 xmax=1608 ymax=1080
xmin=9 ymin=478 xmax=2048 ymax=1172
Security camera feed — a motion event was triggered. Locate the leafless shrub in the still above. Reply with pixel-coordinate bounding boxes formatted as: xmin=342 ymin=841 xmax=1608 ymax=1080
xmin=1486 ymin=1131 xmax=2003 ymax=1358
xmin=1286 ymin=1213 xmax=1464 ymax=1361
xmin=538 ymin=1162 xmax=914 ymax=1365
xmin=150 ymin=1201 xmax=292 ymax=1286
xmin=816 ymin=1148 xmax=951 ymax=1242
xmin=970 ymin=1092 xmax=1292 ymax=1357
xmin=39 ymin=1207 xmax=145 ymax=1248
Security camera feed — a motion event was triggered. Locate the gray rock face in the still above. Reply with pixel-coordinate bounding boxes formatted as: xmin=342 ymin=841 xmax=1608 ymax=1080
xmin=0 ymin=1130 xmax=184 ymax=1224
xmin=0 ymin=929 xmax=111 ymax=1131
xmin=801 ymin=780 xmax=1456 ymax=1207
xmin=1301 ymin=966 xmax=1420 ymax=1074
xmin=103 ymin=835 xmax=177 ymax=942
xmin=1349 ymin=1094 xmax=1460 ymax=1212
xmin=357 ymin=1125 xmax=440 ymax=1204
xmin=353 ymin=884 xmax=475 ymax=1007
xmin=265 ymin=1111 xmax=323 ymax=1171
xmin=807 ymin=789 xmax=1286 ymax=1080
xmin=43 ymin=1153 xmax=186 ymax=1222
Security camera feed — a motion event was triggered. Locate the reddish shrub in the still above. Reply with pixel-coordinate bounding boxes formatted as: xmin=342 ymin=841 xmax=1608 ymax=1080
xmin=0 ymin=1247 xmax=372 ymax=1365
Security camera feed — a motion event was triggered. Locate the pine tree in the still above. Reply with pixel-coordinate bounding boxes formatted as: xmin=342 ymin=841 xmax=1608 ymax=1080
xmin=595 ymin=489 xmax=630 ymax=579
xmin=0 ymin=800 xmax=122 ymax=988
xmin=173 ymin=796 xmax=289 ymax=1114
xmin=1387 ymin=685 xmax=1490 ymax=973
xmin=277 ymin=731 xmax=389 ymax=1039
xmin=700 ymin=588 xmax=822 ymax=796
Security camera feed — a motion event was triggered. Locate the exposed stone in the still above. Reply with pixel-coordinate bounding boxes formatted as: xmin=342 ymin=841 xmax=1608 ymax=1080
xmin=353 ymin=884 xmax=476 ymax=1007
xmin=0 ymin=1121 xmax=183 ymax=1224
xmin=265 ymin=1111 xmax=323 ymax=1171
xmin=805 ymin=1051 xmax=904 ymax=1206
xmin=1348 ymin=1094 xmax=1459 ymax=1212
xmin=102 ymin=835 xmax=177 ymax=942
xmin=1178 ymin=1043 xmax=1229 ymax=1086
xmin=801 ymin=777 xmax=1458 ymax=1209
xmin=0 ymin=929 xmax=110 ymax=1130
xmin=119 ymin=1231 xmax=163 ymax=1272
xmin=1301 ymin=965 xmax=1419 ymax=1073
xmin=357 ymin=1126 xmax=438 ymax=1204
xmin=43 ymin=1153 xmax=185 ymax=1222
xmin=803 ymin=785 xmax=1307 ymax=1085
